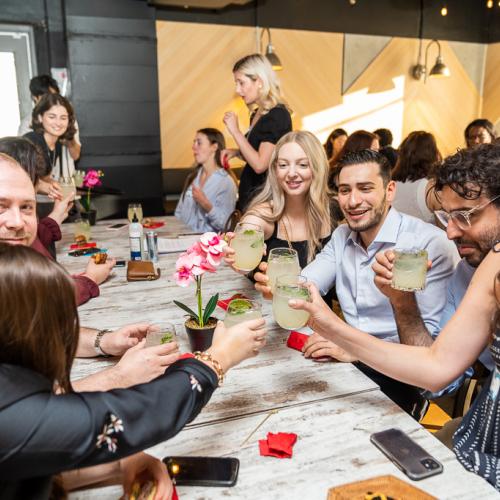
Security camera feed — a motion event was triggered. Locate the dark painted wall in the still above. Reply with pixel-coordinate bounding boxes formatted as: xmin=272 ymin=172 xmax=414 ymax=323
xmin=154 ymin=0 xmax=499 ymax=44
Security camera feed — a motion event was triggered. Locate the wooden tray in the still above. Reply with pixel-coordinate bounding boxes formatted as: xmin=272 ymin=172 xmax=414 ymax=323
xmin=327 ymin=474 xmax=436 ymax=499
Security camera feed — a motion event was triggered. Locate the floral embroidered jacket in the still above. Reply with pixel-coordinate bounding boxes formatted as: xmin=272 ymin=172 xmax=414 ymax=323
xmin=0 ymin=358 xmax=218 ymax=499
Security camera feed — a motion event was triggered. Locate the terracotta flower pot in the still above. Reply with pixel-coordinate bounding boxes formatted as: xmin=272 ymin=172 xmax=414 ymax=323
xmin=185 ymin=317 xmax=217 ymax=352
xmin=81 ymin=209 xmax=97 ymax=226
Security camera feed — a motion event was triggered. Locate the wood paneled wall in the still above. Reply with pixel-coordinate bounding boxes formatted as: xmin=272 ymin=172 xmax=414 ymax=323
xmin=157 ymin=21 xmax=486 ymax=167
xmin=483 ymin=43 xmax=500 ymax=127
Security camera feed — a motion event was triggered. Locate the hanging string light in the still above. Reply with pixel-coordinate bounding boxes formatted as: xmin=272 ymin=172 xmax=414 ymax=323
xmin=440 ymin=5 xmax=448 ymax=16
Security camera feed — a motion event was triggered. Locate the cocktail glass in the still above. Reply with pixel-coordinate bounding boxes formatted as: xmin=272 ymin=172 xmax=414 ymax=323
xmin=146 ymin=322 xmax=177 ymax=347
xmin=224 ymin=299 xmax=262 ymax=328
xmin=273 ymin=275 xmax=311 ymax=330
xmin=391 ymin=248 xmax=428 ymax=291
xmin=74 ymin=218 xmax=91 ymax=242
xmin=59 ymin=176 xmax=76 ymax=199
xmin=230 ymin=222 xmax=264 ymax=272
xmin=266 ymin=247 xmax=300 ymax=292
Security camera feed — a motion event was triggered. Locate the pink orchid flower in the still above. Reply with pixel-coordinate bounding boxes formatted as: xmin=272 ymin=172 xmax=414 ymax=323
xmin=200 ymin=232 xmax=227 ymax=266
xmin=83 ymin=169 xmax=103 ymax=188
xmin=174 ymin=252 xmax=196 ymax=286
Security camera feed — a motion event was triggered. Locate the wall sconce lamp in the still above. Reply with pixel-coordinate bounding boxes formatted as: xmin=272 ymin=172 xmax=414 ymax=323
xmin=412 ymin=39 xmax=450 ymax=82
xmin=260 ymin=28 xmax=283 ymax=71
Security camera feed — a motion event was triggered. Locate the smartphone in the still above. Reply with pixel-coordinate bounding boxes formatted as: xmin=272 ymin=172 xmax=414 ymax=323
xmin=115 ymin=260 xmax=126 ymax=267
xmin=163 ymin=456 xmax=239 ymax=487
xmin=370 ymin=428 xmax=443 ymax=480
xmin=69 ymin=247 xmax=101 ymax=257
xmin=106 ymin=223 xmax=127 ymax=230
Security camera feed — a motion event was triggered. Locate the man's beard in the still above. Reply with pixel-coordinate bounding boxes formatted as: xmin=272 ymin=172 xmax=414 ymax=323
xmin=457 ymin=226 xmax=500 ymax=267
xmin=344 ymin=195 xmax=387 ymax=233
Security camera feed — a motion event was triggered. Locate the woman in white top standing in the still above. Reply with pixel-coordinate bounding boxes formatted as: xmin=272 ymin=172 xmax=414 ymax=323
xmin=175 ymin=128 xmax=237 ymax=232
xmin=222 ymin=54 xmax=292 ymax=212
xmin=391 ymin=131 xmax=442 ymax=225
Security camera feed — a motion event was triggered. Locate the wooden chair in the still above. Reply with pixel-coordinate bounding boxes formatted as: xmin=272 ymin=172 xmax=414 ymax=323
xmin=223 ymin=209 xmax=242 ymax=233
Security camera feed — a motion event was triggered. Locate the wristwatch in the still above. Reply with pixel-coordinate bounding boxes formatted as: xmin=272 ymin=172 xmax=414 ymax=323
xmin=94 ymin=329 xmax=111 ymax=357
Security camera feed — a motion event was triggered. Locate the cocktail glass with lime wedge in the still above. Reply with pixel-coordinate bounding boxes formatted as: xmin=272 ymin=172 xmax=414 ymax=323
xmin=224 ymin=298 xmax=262 ymax=328
xmin=231 ymin=222 xmax=264 ymax=272
xmin=273 ymin=275 xmax=311 ymax=330
xmin=146 ymin=322 xmax=177 ymax=347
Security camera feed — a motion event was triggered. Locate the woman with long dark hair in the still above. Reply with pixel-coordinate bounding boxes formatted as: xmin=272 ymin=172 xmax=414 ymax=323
xmin=175 ymin=128 xmax=237 ymax=232
xmin=391 ymin=131 xmax=442 ymax=224
xmin=0 ymin=244 xmax=267 ymax=499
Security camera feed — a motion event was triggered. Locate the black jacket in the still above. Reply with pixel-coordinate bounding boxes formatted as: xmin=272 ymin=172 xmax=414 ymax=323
xmin=0 ymin=359 xmax=217 ymax=499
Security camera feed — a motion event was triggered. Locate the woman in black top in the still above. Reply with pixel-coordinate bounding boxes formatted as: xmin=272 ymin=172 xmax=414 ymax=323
xmin=24 ymin=93 xmax=76 ymax=197
xmin=222 ymin=54 xmax=292 ymax=212
xmin=225 ymin=131 xmax=336 ymax=270
xmin=0 ymin=244 xmax=267 ymax=499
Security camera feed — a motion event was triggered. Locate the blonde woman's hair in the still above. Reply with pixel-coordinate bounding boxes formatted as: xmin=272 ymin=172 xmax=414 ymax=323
xmin=245 ymin=131 xmax=333 ymax=263
xmin=233 ymin=53 xmax=288 ymax=114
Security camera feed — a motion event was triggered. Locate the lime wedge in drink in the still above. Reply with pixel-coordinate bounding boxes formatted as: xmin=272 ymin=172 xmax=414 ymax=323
xmin=160 ymin=332 xmax=174 ymax=344
xmin=243 ymin=229 xmax=256 ymax=236
xmin=228 ymin=299 xmax=253 ymax=315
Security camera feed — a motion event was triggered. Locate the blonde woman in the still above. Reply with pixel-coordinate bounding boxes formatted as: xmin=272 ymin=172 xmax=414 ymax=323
xmin=222 ymin=54 xmax=292 ymax=211
xmin=225 ymin=131 xmax=336 ymax=270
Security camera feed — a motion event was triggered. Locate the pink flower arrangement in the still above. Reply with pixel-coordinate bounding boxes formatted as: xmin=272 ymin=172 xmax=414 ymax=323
xmin=81 ymin=169 xmax=104 ymax=211
xmin=173 ymin=232 xmax=227 ymax=327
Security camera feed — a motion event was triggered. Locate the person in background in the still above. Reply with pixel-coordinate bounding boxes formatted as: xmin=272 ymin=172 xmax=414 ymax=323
xmin=464 ymin=119 xmax=497 ymax=149
xmin=0 ymin=243 xmax=267 ymax=499
xmin=24 ymin=93 xmax=77 ymax=201
xmin=18 ymin=74 xmax=81 ymax=162
xmin=374 ymin=127 xmax=398 ymax=169
xmin=175 ymin=128 xmax=237 ymax=232
xmin=391 ymin=131 xmax=442 ymax=225
xmin=291 ymin=245 xmax=500 ymax=490
xmin=328 ymin=130 xmax=379 ymax=190
xmin=224 ymin=131 xmax=336 ymax=271
xmin=323 ymin=128 xmax=348 ymax=162
xmin=222 ymin=54 xmax=292 ymax=212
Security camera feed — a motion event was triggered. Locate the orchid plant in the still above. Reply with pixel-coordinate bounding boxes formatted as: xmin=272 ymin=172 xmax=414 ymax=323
xmin=173 ymin=232 xmax=227 ymax=327
xmin=81 ymin=169 xmax=104 ymax=212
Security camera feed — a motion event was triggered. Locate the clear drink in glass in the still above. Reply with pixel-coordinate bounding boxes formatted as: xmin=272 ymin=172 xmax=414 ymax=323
xmin=391 ymin=249 xmax=428 ymax=291
xmin=231 ymin=222 xmax=264 ymax=272
xmin=146 ymin=322 xmax=177 ymax=347
xmin=224 ymin=299 xmax=262 ymax=328
xmin=128 ymin=203 xmax=143 ymax=223
xmin=273 ymin=275 xmax=311 ymax=330
xmin=266 ymin=247 xmax=300 ymax=292
xmin=59 ymin=176 xmax=76 ymax=199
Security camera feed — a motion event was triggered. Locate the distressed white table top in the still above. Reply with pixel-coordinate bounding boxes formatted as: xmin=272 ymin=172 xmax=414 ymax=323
xmin=63 ymin=218 xmax=498 ymax=499
xmin=70 ymin=391 xmax=499 ymax=500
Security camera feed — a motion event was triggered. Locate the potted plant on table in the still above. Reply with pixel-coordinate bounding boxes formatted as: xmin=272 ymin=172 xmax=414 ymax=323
xmin=80 ymin=169 xmax=104 ymax=225
xmin=173 ymin=232 xmax=227 ymax=351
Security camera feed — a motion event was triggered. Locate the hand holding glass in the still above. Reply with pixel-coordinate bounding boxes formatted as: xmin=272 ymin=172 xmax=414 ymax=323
xmin=273 ymin=275 xmax=311 ymax=330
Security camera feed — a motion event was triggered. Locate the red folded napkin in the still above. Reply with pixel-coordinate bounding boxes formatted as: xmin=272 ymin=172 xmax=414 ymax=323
xmin=179 ymin=353 xmax=195 ymax=360
xmin=217 ymin=293 xmax=249 ymax=311
xmin=143 ymin=221 xmax=164 ymax=229
xmin=69 ymin=241 xmax=96 ymax=250
xmin=172 ymin=485 xmax=179 ymax=500
xmin=259 ymin=432 xmax=298 ymax=458
xmin=286 ymin=331 xmax=308 ymax=351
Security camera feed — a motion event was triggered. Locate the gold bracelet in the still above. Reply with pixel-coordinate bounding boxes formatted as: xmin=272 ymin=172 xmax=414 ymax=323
xmin=193 ymin=351 xmax=225 ymax=386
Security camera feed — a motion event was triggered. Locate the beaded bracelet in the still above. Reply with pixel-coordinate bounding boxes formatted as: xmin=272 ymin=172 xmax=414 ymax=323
xmin=193 ymin=351 xmax=225 ymax=386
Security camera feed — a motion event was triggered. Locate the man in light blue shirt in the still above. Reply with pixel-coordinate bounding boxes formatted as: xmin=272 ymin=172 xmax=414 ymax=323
xmin=372 ymin=144 xmax=500 ymax=406
xmin=255 ymin=149 xmax=459 ymax=419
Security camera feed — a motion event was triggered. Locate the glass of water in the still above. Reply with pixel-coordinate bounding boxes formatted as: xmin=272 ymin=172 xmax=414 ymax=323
xmin=391 ymin=249 xmax=428 ymax=291
xmin=273 ymin=275 xmax=311 ymax=330
xmin=146 ymin=322 xmax=177 ymax=347
xmin=266 ymin=247 xmax=300 ymax=292
xmin=230 ymin=222 xmax=265 ymax=272
xmin=224 ymin=299 xmax=262 ymax=328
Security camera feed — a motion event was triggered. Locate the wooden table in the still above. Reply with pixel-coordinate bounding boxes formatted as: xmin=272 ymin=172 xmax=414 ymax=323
xmin=64 ymin=217 xmax=499 ymax=499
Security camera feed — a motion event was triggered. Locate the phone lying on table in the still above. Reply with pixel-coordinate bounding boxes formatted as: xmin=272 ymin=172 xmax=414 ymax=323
xmin=106 ymin=222 xmax=128 ymax=230
xmin=163 ymin=456 xmax=239 ymax=487
xmin=370 ymin=428 xmax=443 ymax=480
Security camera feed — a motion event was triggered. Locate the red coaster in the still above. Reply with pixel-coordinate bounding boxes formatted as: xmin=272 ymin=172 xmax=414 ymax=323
xmin=259 ymin=432 xmax=298 ymax=458
xmin=286 ymin=331 xmax=308 ymax=351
